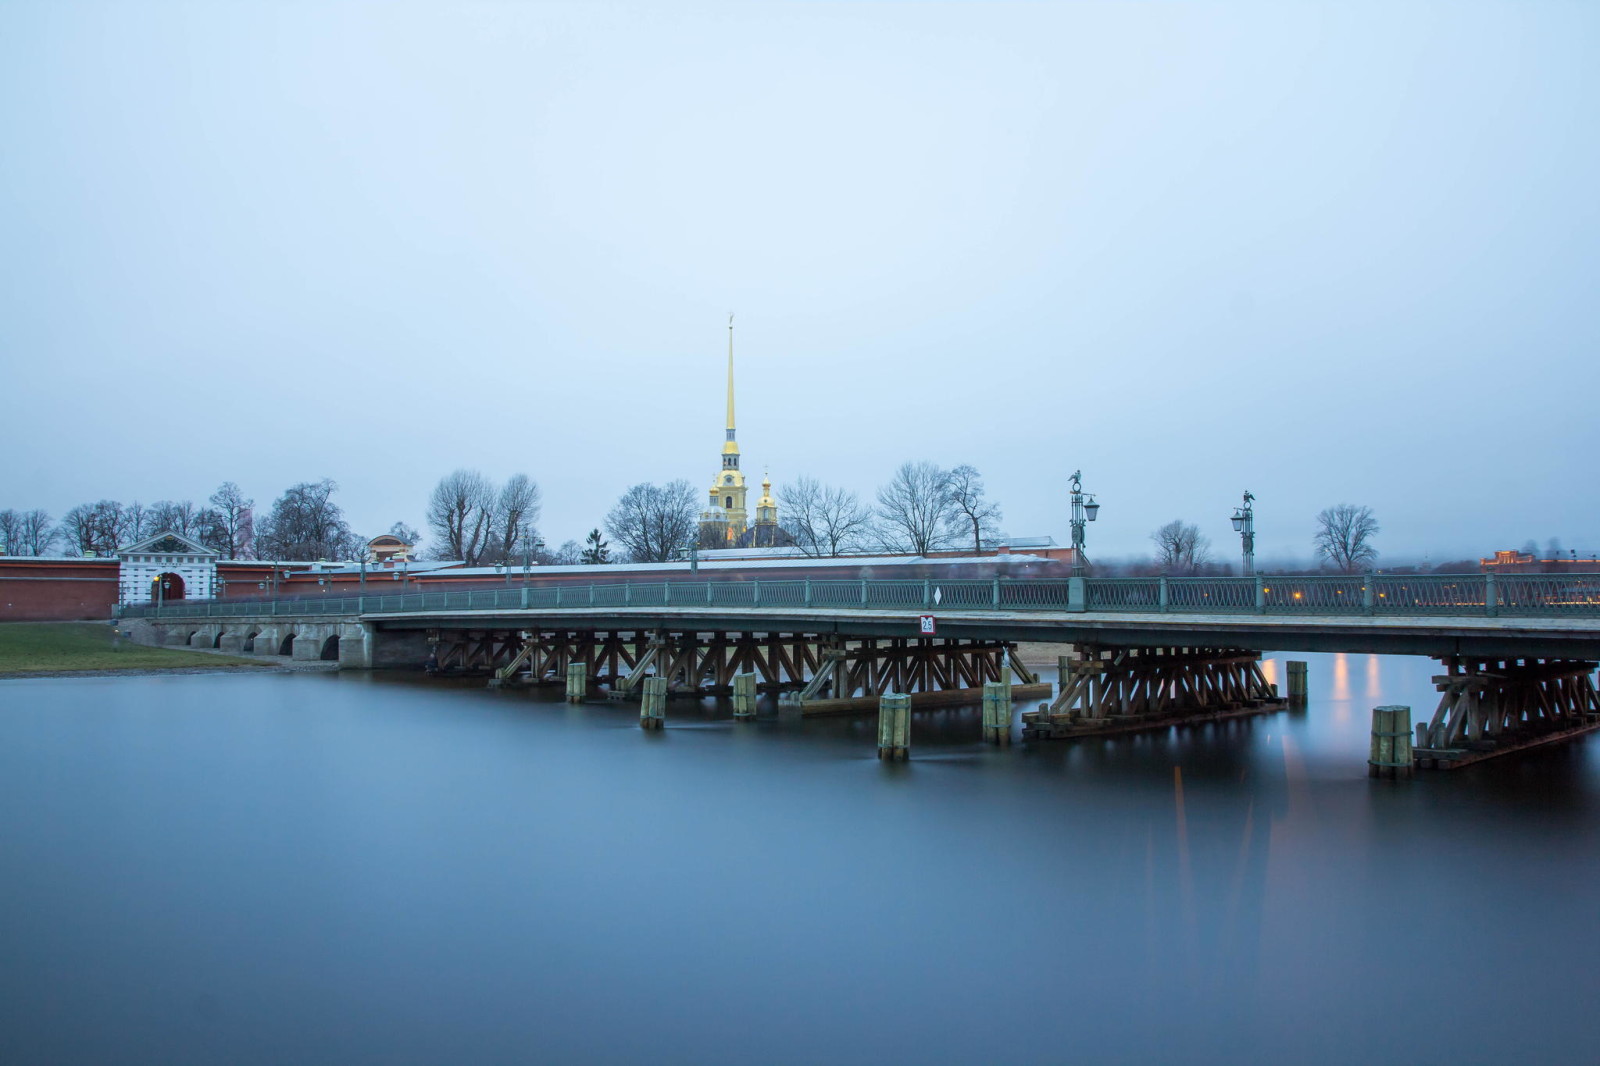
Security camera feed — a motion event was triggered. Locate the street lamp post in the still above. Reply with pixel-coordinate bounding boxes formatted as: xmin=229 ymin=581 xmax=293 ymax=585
xmin=157 ymin=577 xmax=170 ymax=612
xmin=685 ymin=537 xmax=700 ymax=573
xmin=1068 ymin=470 xmax=1100 ymax=577
xmin=522 ymin=538 xmax=544 ymax=586
xmin=1230 ymin=491 xmax=1256 ymax=577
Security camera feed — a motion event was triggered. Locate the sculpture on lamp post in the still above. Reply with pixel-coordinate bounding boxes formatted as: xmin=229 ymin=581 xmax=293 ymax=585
xmin=1068 ymin=470 xmax=1100 ymax=577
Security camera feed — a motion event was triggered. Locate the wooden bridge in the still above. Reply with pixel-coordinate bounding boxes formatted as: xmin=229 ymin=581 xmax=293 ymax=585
xmin=123 ymin=573 xmax=1600 ymax=767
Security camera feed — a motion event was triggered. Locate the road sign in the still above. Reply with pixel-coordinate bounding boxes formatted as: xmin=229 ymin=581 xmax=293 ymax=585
xmin=918 ymin=615 xmax=937 ymax=635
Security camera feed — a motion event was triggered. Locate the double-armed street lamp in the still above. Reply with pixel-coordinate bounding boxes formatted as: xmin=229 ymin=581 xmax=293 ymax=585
xmin=683 ymin=536 xmax=700 ymax=573
xmin=1230 ymin=491 xmax=1256 ymax=576
xmin=1068 ymin=470 xmax=1100 ymax=577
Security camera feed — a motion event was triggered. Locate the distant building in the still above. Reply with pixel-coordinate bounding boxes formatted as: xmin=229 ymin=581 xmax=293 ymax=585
xmin=366 ymin=534 xmax=414 ymax=562
xmin=697 ymin=317 xmax=792 ymax=548
xmin=1481 ymin=549 xmax=1599 ymax=573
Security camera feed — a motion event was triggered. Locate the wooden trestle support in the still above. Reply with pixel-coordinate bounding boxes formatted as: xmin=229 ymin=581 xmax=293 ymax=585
xmin=442 ymin=628 xmax=1048 ymax=716
xmin=1021 ymin=645 xmax=1287 ymax=740
xmin=1413 ymin=656 xmax=1600 ymax=769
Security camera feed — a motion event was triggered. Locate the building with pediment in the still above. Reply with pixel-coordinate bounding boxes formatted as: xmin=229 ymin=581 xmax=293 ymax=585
xmin=115 ymin=531 xmax=221 ymax=604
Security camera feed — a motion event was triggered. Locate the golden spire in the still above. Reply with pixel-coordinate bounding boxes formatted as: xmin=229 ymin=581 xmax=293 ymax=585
xmin=726 ymin=312 xmax=736 ymax=441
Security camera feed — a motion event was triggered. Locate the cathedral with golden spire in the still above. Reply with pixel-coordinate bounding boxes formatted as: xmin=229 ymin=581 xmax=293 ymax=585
xmin=699 ymin=316 xmax=786 ymax=548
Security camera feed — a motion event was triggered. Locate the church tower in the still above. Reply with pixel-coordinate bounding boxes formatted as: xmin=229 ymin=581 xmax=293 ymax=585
xmin=753 ymin=472 xmax=780 ymax=546
xmin=700 ymin=315 xmax=749 ymax=545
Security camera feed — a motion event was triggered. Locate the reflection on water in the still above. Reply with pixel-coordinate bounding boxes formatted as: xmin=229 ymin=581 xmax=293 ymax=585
xmin=2 ymin=654 xmax=1599 ymax=1065
xmin=1331 ymin=651 xmax=1351 ymax=702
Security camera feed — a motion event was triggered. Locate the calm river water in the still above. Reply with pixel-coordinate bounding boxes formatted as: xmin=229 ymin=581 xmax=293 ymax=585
xmin=4 ymin=654 xmax=1599 ymax=1065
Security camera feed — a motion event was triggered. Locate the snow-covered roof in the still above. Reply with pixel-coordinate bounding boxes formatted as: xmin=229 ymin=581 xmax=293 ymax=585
xmin=416 ymin=553 xmax=1055 ymax=579
xmin=295 ymin=559 xmax=466 ymax=576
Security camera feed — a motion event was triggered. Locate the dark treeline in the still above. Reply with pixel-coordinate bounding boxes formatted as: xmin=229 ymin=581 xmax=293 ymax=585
xmin=8 ymin=466 xmax=1562 ymax=572
xmin=1 ymin=480 xmax=409 ymax=562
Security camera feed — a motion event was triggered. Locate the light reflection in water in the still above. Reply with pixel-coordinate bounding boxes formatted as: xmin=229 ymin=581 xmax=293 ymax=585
xmin=1365 ymin=654 xmax=1382 ymax=700
xmin=1330 ymin=652 xmax=1352 ymax=722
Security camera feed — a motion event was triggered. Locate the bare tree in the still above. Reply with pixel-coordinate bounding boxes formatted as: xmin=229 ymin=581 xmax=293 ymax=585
xmin=604 ymin=481 xmax=699 ymax=563
xmin=1150 ymin=519 xmax=1211 ymax=574
xmin=875 ymin=461 xmax=960 ymax=555
xmin=209 ymin=482 xmax=256 ymax=558
xmin=57 ymin=505 xmax=97 ymax=555
xmin=57 ymin=500 xmax=127 ymax=555
xmin=15 ymin=510 xmax=55 ymax=555
xmin=489 ymin=473 xmax=542 ymax=564
xmin=427 ymin=469 xmax=495 ymax=564
xmin=550 ymin=540 xmax=583 ymax=565
xmin=148 ymin=500 xmax=199 ymax=538
xmin=254 ymin=480 xmax=358 ymax=559
xmin=1314 ymin=503 xmax=1379 ymax=572
xmin=946 ymin=464 xmax=1003 ymax=553
xmin=122 ymin=502 xmax=152 ymax=543
xmin=0 ymin=510 xmax=20 ymax=554
xmin=782 ymin=476 xmax=872 ymax=557
xmin=193 ymin=508 xmax=232 ymax=554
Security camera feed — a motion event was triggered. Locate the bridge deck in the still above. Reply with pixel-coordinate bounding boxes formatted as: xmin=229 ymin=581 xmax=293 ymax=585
xmin=341 ymin=605 xmax=1600 ymax=658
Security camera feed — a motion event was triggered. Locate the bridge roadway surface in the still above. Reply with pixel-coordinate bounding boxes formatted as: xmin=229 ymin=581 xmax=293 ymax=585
xmin=358 ymin=605 xmax=1600 ymax=659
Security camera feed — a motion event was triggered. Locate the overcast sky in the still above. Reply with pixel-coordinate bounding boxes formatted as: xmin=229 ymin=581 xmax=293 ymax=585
xmin=3 ymin=1 xmax=1596 ymax=563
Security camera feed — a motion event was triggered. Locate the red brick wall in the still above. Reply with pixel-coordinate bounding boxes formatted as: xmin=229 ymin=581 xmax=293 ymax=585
xmin=0 ymin=559 xmax=121 ymax=621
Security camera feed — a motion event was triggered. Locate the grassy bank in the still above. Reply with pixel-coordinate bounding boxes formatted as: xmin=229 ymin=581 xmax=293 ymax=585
xmin=0 ymin=622 xmax=269 ymax=675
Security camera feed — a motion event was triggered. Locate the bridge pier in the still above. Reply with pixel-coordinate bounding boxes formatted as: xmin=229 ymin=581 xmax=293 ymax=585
xmin=1413 ymin=656 xmax=1600 ymax=769
xmin=337 ymin=622 xmax=373 ymax=669
xmin=1369 ymin=705 xmax=1414 ymax=779
xmin=982 ymin=680 xmax=1012 ymax=745
xmin=732 ymin=672 xmax=758 ymax=719
xmin=877 ymin=693 xmax=910 ymax=760
xmin=565 ymin=662 xmax=587 ymax=703
xmin=1286 ymin=661 xmax=1308 ymax=706
xmin=1022 ymin=644 xmax=1287 ymax=741
xmin=640 ymin=677 xmax=667 ymax=730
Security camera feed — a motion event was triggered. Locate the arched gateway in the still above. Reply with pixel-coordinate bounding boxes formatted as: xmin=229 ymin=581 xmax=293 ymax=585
xmin=115 ymin=531 xmax=219 ymax=605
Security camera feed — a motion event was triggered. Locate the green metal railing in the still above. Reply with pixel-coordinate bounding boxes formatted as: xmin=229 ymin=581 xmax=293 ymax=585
xmin=118 ymin=573 xmax=1600 ymax=621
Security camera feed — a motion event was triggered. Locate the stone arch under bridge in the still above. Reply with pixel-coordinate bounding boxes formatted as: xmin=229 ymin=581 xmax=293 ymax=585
xmin=154 ymin=620 xmax=372 ymax=669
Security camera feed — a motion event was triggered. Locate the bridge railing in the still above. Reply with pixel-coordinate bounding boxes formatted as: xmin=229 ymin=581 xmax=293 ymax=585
xmin=1168 ymin=578 xmax=1255 ymax=611
xmin=117 ymin=573 xmax=1600 ymax=620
